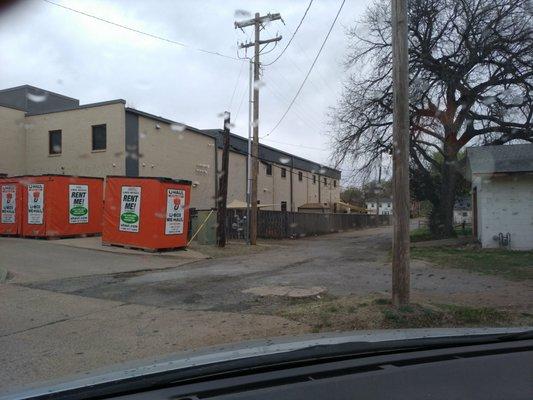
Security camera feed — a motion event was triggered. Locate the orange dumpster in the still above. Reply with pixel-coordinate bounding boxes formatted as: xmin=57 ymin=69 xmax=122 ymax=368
xmin=0 ymin=178 xmax=22 ymax=236
xmin=20 ymin=175 xmax=103 ymax=238
xmin=102 ymin=176 xmax=191 ymax=251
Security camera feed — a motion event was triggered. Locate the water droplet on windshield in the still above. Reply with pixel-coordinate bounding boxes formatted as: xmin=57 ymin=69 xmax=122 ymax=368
xmin=234 ymin=9 xmax=251 ymax=18
xmin=253 ymin=80 xmax=265 ymax=90
xmin=171 ymin=123 xmax=186 ymax=132
xmin=26 ymin=93 xmax=48 ymax=102
xmin=481 ymin=96 xmax=497 ymax=105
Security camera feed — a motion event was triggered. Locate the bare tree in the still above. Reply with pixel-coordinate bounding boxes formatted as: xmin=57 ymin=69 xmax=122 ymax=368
xmin=331 ymin=0 xmax=532 ymax=237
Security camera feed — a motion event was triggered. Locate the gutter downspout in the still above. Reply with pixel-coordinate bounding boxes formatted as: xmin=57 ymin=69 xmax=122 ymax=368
xmin=318 ymin=172 xmax=321 ymax=203
xmin=290 ymin=157 xmax=294 ymax=212
xmin=214 ymin=135 xmax=219 ymax=209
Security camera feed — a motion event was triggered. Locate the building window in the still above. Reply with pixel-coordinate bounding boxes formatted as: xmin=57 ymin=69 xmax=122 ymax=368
xmin=298 ymin=171 xmax=303 ymax=181
xmin=265 ymin=163 xmax=272 ymax=176
xmin=388 ymin=203 xmax=391 ymax=207
xmin=313 ymin=175 xmax=316 ymax=184
xmin=257 ymin=200 xmax=260 ymax=205
xmin=324 ymin=178 xmax=327 ymax=186
xmin=333 ymin=180 xmax=336 ymax=188
xmin=281 ymin=168 xmax=287 ymax=178
xmin=371 ymin=203 xmax=375 ymax=207
xmin=48 ymin=130 xmax=62 ymax=155
xmin=92 ymin=124 xmax=107 ymax=151
xmin=462 ymin=211 xmax=467 ymax=217
xmin=281 ymin=201 xmax=287 ymax=212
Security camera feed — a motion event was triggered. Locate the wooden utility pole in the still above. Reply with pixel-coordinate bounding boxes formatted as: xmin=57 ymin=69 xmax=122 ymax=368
xmin=391 ymin=0 xmax=410 ymax=306
xmin=235 ymin=13 xmax=282 ymax=245
xmin=216 ymin=112 xmax=231 ymax=247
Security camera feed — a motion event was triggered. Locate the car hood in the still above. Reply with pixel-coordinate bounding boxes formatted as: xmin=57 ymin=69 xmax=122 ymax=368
xmin=2 ymin=327 xmax=530 ymax=399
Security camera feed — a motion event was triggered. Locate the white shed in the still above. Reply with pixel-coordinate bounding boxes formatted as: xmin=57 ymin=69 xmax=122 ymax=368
xmin=466 ymin=144 xmax=533 ymax=250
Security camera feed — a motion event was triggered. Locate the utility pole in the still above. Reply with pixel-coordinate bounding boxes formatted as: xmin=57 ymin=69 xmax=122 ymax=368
xmin=246 ymin=59 xmax=253 ymax=244
xmin=235 ymin=13 xmax=282 ymax=245
xmin=391 ymin=0 xmax=410 ymax=306
xmin=216 ymin=112 xmax=230 ymax=247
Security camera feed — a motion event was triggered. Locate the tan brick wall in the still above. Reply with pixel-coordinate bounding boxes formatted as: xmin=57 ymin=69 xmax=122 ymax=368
xmin=25 ymin=103 xmax=126 ymax=176
xmin=138 ymin=116 xmax=216 ymax=209
xmin=0 ymin=106 xmax=27 ymax=176
xmin=217 ymin=149 xmax=247 ymax=205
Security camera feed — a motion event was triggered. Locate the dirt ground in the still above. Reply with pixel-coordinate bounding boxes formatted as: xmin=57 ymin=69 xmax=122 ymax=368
xmin=1 ymin=225 xmax=531 ymax=391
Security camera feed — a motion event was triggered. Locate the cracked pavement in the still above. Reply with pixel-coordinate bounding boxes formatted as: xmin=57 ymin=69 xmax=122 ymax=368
xmin=1 ymin=226 xmax=531 ymax=391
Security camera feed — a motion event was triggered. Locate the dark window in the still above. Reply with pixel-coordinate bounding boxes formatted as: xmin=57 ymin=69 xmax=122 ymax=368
xmin=324 ymin=178 xmax=328 ymax=186
xmin=281 ymin=168 xmax=287 ymax=178
xmin=333 ymin=180 xmax=336 ymax=188
xmin=298 ymin=171 xmax=303 ymax=181
xmin=313 ymin=175 xmax=316 ymax=184
xmin=281 ymin=201 xmax=287 ymax=212
xmin=48 ymin=130 xmax=62 ymax=155
xmin=92 ymin=124 xmax=107 ymax=151
xmin=257 ymin=200 xmax=260 ymax=205
xmin=388 ymin=203 xmax=391 ymax=207
xmin=266 ymin=163 xmax=272 ymax=176
xmin=462 ymin=211 xmax=467 ymax=217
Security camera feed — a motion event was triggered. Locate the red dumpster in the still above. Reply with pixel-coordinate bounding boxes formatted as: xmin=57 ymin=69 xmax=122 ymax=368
xmin=20 ymin=175 xmax=104 ymax=238
xmin=0 ymin=178 xmax=22 ymax=236
xmin=102 ymin=176 xmax=191 ymax=251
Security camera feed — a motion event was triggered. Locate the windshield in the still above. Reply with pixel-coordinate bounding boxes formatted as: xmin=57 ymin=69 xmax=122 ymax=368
xmin=0 ymin=0 xmax=532 ymax=394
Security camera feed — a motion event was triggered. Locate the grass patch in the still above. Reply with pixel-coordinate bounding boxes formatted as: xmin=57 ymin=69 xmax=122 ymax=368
xmin=276 ymin=295 xmax=530 ymax=333
xmin=410 ymin=227 xmax=434 ymax=242
xmin=188 ymin=241 xmax=274 ymax=259
xmin=410 ymin=225 xmax=472 ymax=242
xmin=411 ymin=246 xmax=533 ymax=281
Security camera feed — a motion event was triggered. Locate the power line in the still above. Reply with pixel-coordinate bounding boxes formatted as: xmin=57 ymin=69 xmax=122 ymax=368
xmin=228 ymin=59 xmax=246 ymax=111
xmin=261 ymin=137 xmax=325 ymax=151
xmin=262 ymin=0 xmax=314 ymax=66
xmin=263 ymin=0 xmax=346 ymax=138
xmin=42 ymin=0 xmax=239 ymax=60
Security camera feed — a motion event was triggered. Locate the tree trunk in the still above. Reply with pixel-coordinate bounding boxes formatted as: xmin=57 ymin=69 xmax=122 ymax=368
xmin=429 ymin=145 xmax=458 ymax=238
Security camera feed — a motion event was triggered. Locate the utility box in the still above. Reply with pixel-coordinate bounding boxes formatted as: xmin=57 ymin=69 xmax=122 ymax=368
xmin=20 ymin=175 xmax=104 ymax=238
xmin=0 ymin=178 xmax=22 ymax=236
xmin=102 ymin=176 xmax=191 ymax=251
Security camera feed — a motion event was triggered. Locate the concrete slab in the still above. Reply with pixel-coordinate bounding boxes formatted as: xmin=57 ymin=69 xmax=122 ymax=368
xmin=0 ymin=237 xmax=206 ymax=284
xmin=243 ymin=286 xmax=326 ymax=298
xmin=52 ymin=236 xmax=209 ymax=260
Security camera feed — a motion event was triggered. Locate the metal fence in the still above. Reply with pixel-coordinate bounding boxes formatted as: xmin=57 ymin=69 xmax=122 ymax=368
xmin=225 ymin=210 xmax=391 ymax=240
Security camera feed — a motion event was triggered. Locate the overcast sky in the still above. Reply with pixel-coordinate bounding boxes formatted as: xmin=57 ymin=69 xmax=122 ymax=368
xmin=0 ymin=0 xmax=372 ymax=179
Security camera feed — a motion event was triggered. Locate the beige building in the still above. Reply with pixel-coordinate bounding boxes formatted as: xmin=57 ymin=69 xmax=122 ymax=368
xmin=0 ymin=85 xmax=340 ymax=210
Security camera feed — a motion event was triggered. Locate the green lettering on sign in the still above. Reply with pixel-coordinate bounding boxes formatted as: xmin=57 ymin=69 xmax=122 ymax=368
xmin=121 ymin=212 xmax=139 ymax=224
xmin=70 ymin=206 xmax=88 ymax=216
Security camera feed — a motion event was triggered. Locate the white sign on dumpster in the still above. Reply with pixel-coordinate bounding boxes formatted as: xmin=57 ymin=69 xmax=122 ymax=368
xmin=1 ymin=185 xmax=17 ymax=224
xmin=69 ymin=184 xmax=89 ymax=224
xmin=27 ymin=184 xmax=44 ymax=225
xmin=119 ymin=186 xmax=141 ymax=232
xmin=165 ymin=188 xmax=185 ymax=235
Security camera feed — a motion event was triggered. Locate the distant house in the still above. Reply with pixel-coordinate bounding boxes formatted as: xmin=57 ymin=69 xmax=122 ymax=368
xmin=466 ymin=144 xmax=533 ymax=250
xmin=453 ymin=197 xmax=472 ymax=225
xmin=365 ymin=199 xmax=392 ymax=215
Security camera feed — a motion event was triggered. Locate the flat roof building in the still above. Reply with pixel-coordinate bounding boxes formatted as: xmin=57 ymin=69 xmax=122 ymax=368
xmin=0 ymin=85 xmax=341 ymax=211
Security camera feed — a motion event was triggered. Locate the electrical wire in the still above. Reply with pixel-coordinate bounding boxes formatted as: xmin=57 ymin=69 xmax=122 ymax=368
xmin=42 ymin=0 xmax=239 ymax=60
xmin=263 ymin=0 xmax=314 ymax=66
xmin=263 ymin=0 xmax=346 ymax=138
xmin=261 ymin=137 xmax=325 ymax=151
xmin=228 ymin=59 xmax=246 ymax=112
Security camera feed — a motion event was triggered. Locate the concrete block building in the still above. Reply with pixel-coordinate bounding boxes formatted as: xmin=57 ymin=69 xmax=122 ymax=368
xmin=466 ymin=144 xmax=533 ymax=250
xmin=0 ymin=85 xmax=340 ymax=211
